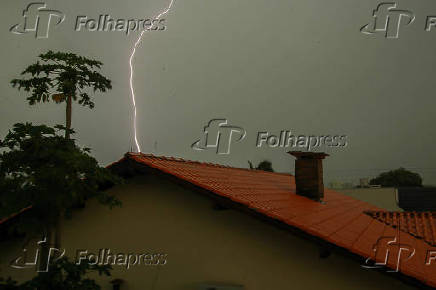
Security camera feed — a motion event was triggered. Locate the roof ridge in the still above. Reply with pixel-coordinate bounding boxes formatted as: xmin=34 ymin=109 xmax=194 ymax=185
xmin=125 ymin=152 xmax=292 ymax=176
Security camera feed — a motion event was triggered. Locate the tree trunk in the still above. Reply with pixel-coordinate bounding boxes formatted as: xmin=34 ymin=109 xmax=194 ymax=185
xmin=38 ymin=226 xmax=52 ymax=272
xmin=54 ymin=214 xmax=62 ymax=252
xmin=58 ymin=94 xmax=72 ymax=250
xmin=65 ymin=95 xmax=72 ymax=139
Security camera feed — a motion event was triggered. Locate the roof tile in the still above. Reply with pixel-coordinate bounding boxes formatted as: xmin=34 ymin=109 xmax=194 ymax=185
xmin=365 ymin=211 xmax=436 ymax=247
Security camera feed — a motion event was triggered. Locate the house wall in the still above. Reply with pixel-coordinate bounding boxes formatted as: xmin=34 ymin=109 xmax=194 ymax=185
xmin=336 ymin=187 xmax=402 ymax=211
xmin=0 ymin=174 xmax=415 ymax=290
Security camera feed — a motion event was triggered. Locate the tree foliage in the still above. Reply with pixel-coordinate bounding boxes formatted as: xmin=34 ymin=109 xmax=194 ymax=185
xmin=256 ymin=160 xmax=274 ymax=172
xmin=11 ymin=51 xmax=112 ymax=109
xmin=0 ymin=257 xmax=112 ymax=290
xmin=370 ymin=167 xmax=423 ymax=187
xmin=248 ymin=160 xmax=274 ymax=172
xmin=0 ymin=123 xmax=121 ymax=234
xmin=2 ymin=51 xmax=116 ymax=289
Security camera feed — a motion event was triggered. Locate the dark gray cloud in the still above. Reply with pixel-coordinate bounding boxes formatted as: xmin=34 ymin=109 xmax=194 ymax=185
xmin=1 ymin=0 xmax=436 ymax=184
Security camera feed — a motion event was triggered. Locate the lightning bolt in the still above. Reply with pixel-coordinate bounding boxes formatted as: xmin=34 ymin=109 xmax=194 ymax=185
xmin=129 ymin=0 xmax=175 ymax=152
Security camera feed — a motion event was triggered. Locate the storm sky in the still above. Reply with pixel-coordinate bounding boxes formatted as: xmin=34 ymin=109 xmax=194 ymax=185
xmin=1 ymin=0 xmax=436 ymax=184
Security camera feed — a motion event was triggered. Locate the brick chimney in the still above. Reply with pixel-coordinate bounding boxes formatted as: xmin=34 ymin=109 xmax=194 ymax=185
xmin=288 ymin=151 xmax=329 ymax=202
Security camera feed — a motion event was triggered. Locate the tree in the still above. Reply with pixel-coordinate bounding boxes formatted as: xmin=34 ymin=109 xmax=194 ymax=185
xmin=248 ymin=160 xmax=274 ymax=172
xmin=256 ymin=160 xmax=274 ymax=172
xmin=11 ymin=51 xmax=112 ymax=139
xmin=0 ymin=257 xmax=112 ymax=290
xmin=370 ymin=167 xmax=423 ymax=187
xmin=0 ymin=123 xmax=121 ymax=264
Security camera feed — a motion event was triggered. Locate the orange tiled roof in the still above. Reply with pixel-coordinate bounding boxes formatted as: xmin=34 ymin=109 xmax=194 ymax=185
xmin=365 ymin=211 xmax=436 ymax=247
xmin=111 ymin=152 xmax=436 ymax=288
